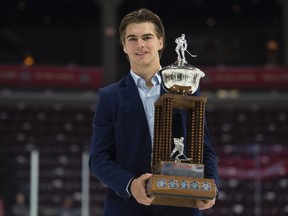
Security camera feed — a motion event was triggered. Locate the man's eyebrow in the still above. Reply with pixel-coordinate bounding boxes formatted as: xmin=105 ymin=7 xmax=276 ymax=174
xmin=126 ymin=33 xmax=154 ymax=39
xmin=143 ymin=33 xmax=154 ymax=37
xmin=126 ymin=34 xmax=137 ymax=39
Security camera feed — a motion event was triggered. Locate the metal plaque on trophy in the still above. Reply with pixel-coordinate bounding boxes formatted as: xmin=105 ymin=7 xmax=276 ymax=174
xmin=146 ymin=34 xmax=217 ymax=208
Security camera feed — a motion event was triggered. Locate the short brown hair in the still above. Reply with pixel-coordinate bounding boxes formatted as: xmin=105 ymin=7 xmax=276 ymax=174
xmin=119 ymin=8 xmax=166 ymax=58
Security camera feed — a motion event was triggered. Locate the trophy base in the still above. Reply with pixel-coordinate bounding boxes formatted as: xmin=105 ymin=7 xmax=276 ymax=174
xmin=147 ymin=174 xmax=216 ymax=208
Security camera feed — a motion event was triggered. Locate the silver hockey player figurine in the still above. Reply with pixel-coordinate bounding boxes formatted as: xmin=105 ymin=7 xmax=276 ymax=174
xmin=175 ymin=34 xmax=188 ymax=64
xmin=170 ymin=137 xmax=190 ymax=162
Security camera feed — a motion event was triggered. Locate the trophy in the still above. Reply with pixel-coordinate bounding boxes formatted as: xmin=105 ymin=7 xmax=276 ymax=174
xmin=146 ymin=34 xmax=217 ymax=207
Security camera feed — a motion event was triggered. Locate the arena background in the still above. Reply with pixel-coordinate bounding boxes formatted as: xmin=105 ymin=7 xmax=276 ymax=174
xmin=0 ymin=0 xmax=288 ymax=216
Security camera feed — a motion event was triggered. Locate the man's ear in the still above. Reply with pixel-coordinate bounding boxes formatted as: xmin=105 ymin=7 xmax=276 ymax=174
xmin=158 ymin=38 xmax=164 ymax=50
xmin=123 ymin=44 xmax=128 ymax=54
xmin=121 ymin=40 xmax=127 ymax=53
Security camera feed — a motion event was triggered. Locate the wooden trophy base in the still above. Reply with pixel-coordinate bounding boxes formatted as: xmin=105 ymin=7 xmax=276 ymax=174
xmin=147 ymin=174 xmax=216 ymax=208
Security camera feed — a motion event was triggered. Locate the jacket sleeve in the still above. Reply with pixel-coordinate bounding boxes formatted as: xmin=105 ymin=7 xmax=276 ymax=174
xmin=203 ymin=120 xmax=219 ymax=188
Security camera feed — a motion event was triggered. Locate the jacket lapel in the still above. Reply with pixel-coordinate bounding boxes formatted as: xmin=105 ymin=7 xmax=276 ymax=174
xmin=123 ymin=73 xmax=150 ymax=135
xmin=160 ymin=84 xmax=167 ymax=95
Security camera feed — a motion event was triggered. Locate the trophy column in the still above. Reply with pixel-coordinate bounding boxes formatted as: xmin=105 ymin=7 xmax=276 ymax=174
xmin=187 ymin=100 xmax=205 ymax=164
xmin=153 ymin=97 xmax=173 ymax=165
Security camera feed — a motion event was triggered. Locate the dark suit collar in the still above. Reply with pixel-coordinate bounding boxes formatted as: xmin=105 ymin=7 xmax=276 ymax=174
xmin=123 ymin=72 xmax=138 ymax=94
xmin=123 ymin=72 xmax=146 ymax=115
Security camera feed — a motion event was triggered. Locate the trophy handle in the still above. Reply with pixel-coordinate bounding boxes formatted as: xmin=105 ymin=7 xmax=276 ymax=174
xmin=190 ymin=68 xmax=205 ymax=94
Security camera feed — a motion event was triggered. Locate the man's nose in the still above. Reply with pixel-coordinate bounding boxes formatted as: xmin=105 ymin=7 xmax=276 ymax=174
xmin=137 ymin=39 xmax=145 ymax=48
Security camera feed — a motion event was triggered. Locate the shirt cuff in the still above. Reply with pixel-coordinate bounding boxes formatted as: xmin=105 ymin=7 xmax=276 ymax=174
xmin=126 ymin=177 xmax=134 ymax=197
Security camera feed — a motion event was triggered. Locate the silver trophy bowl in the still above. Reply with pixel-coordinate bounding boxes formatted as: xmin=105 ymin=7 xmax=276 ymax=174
xmin=159 ymin=62 xmax=205 ymax=95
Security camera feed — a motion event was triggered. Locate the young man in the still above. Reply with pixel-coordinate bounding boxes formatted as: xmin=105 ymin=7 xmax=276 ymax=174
xmin=89 ymin=8 xmax=219 ymax=216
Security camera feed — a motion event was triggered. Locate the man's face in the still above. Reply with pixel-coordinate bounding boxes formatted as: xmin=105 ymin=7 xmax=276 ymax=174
xmin=122 ymin=22 xmax=163 ymax=69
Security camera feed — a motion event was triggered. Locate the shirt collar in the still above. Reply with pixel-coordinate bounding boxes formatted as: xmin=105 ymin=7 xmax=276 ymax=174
xmin=130 ymin=68 xmax=162 ymax=87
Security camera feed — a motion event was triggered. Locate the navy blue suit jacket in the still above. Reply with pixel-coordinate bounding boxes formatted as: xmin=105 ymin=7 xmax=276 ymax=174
xmin=89 ymin=72 xmax=219 ymax=216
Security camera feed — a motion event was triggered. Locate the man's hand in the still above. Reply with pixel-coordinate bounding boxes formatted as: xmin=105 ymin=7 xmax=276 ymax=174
xmin=130 ymin=173 xmax=154 ymax=205
xmin=196 ymin=198 xmax=216 ymax=210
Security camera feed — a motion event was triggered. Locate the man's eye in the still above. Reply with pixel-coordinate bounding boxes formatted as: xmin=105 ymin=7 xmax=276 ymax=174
xmin=143 ymin=36 xmax=152 ymax=40
xmin=128 ymin=38 xmax=137 ymax=41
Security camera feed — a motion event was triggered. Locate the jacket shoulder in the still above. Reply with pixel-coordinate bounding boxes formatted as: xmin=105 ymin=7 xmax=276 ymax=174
xmin=98 ymin=75 xmax=128 ymax=95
